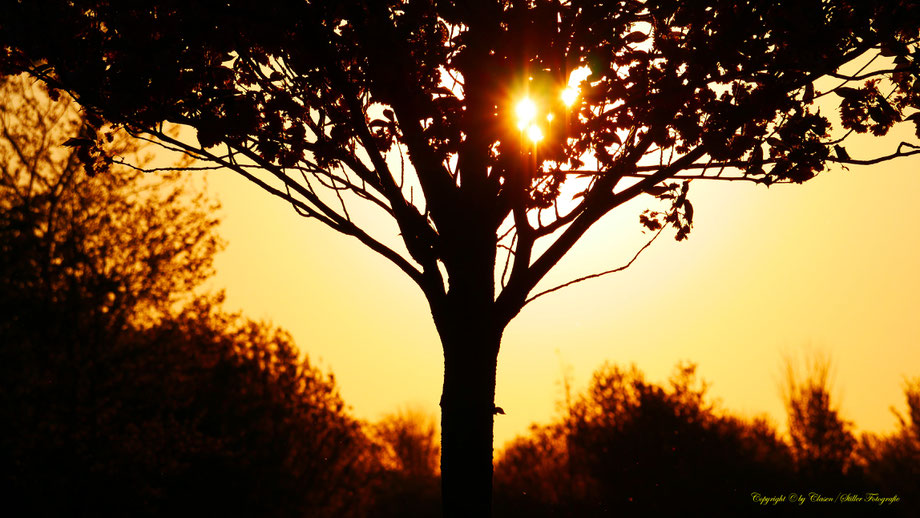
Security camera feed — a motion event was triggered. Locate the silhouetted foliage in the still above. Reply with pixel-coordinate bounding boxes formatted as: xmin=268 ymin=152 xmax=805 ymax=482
xmin=4 ymin=3 xmax=920 ymax=515
xmin=2 ymin=299 xmax=377 ymax=518
xmin=493 ymin=358 xmax=919 ymax=517
xmin=374 ymin=407 xmax=440 ymax=479
xmin=0 ymin=79 xmax=375 ymax=517
xmin=0 ymin=74 xmax=221 ymax=344
xmin=495 ymin=363 xmax=796 ymax=517
xmin=782 ymin=353 xmax=858 ymax=487
xmin=494 ymin=424 xmax=584 ymax=517
xmin=858 ymin=378 xmax=920 ymax=516
xmin=369 ymin=408 xmax=442 ymax=518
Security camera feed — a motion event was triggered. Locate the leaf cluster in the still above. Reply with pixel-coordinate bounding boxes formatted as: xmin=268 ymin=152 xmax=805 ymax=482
xmin=639 ymin=181 xmax=693 ymax=240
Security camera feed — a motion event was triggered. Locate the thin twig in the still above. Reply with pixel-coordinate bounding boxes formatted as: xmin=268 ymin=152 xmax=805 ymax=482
xmin=523 ymin=226 xmax=666 ymax=306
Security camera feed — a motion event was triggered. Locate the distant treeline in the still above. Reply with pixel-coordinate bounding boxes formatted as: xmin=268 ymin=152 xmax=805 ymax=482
xmin=2 ymin=75 xmax=918 ymax=518
xmin=492 ymin=361 xmax=919 ymax=517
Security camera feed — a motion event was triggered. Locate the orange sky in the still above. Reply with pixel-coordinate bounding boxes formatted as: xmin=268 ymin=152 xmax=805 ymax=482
xmin=205 ymin=132 xmax=920 ymax=449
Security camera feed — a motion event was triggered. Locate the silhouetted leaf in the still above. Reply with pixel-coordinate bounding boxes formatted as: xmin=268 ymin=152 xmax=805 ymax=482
xmin=834 ymin=144 xmax=850 ymax=160
xmin=834 ymin=86 xmax=860 ymax=98
xmin=624 ymin=31 xmax=648 ymax=44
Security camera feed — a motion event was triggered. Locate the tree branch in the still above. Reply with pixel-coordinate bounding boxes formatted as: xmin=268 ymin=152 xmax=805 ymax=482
xmin=495 ymin=135 xmax=656 ymax=324
xmin=523 ymin=225 xmax=665 ymax=307
xmin=145 ymin=128 xmax=428 ymax=289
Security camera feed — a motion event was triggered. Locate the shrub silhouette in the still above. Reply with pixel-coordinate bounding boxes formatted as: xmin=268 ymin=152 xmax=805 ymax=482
xmin=2 ymin=300 xmax=377 ymax=517
xmin=494 ymin=424 xmax=582 ymax=517
xmin=368 ymin=408 xmax=442 ymax=518
xmin=495 ymin=358 xmax=918 ymax=517
xmin=495 ymin=363 xmax=795 ymax=517
xmin=858 ymin=378 xmax=920 ymax=517
xmin=782 ymin=353 xmax=858 ymax=488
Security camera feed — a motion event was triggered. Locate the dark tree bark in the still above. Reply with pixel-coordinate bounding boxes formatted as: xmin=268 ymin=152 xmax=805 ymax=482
xmin=429 ymin=214 xmax=506 ymax=517
xmin=437 ymin=315 xmax=502 ymax=517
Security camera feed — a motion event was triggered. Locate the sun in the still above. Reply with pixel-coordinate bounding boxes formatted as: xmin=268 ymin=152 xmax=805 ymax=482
xmin=515 ymin=98 xmax=537 ymax=130
xmin=511 ymin=66 xmax=592 ymax=145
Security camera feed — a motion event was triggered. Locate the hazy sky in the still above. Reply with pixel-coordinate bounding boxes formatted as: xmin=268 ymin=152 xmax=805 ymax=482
xmin=206 ymin=131 xmax=920 ymax=449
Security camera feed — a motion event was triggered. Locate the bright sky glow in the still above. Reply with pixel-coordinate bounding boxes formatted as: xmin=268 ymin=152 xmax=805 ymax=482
xmin=207 ymin=61 xmax=920 ymax=451
xmin=562 ymin=65 xmax=592 ymax=107
xmin=568 ymin=65 xmax=593 ymax=86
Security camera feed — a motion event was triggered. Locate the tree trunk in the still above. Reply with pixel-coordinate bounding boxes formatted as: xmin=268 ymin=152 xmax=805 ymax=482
xmin=436 ymin=306 xmax=503 ymax=518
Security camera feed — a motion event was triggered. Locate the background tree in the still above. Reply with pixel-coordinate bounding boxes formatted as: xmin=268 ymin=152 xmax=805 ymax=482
xmin=3 ymin=300 xmax=378 ymax=517
xmin=3 ymin=2 xmax=920 ymax=514
xmin=567 ymin=363 xmax=794 ymax=515
xmin=494 ymin=362 xmax=797 ymax=517
xmin=369 ymin=408 xmax=442 ymax=517
xmin=495 ymin=358 xmax=920 ymax=517
xmin=0 ymin=74 xmax=220 ymax=343
xmin=858 ymin=378 xmax=920 ymax=516
xmin=781 ymin=352 xmax=859 ymax=487
xmin=493 ymin=424 xmax=584 ymax=517
xmin=0 ymin=77 xmax=376 ymax=517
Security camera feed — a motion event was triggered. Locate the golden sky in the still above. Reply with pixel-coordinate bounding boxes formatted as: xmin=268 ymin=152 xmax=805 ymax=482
xmin=206 ymin=133 xmax=920 ymax=449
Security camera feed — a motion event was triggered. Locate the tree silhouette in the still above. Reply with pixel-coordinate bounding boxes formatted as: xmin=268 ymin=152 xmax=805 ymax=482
xmin=0 ymin=78 xmax=375 ymax=517
xmin=127 ymin=303 xmax=376 ymax=518
xmin=494 ymin=362 xmax=797 ymax=517
xmin=495 ymin=359 xmax=920 ymax=517
xmin=858 ymin=378 xmax=920 ymax=516
xmin=374 ymin=407 xmax=441 ymax=479
xmin=0 ymin=74 xmax=221 ymax=344
xmin=369 ymin=408 xmax=442 ymax=517
xmin=781 ymin=352 xmax=858 ymax=487
xmin=570 ymin=363 xmax=798 ymax=515
xmin=3 ymin=3 xmax=920 ymax=514
xmin=2 ymin=298 xmax=378 ymax=517
xmin=494 ymin=424 xmax=584 ymax=517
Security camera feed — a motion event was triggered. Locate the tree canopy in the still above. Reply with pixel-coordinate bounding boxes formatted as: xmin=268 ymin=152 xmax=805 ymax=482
xmin=4 ymin=2 xmax=919 ymax=310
